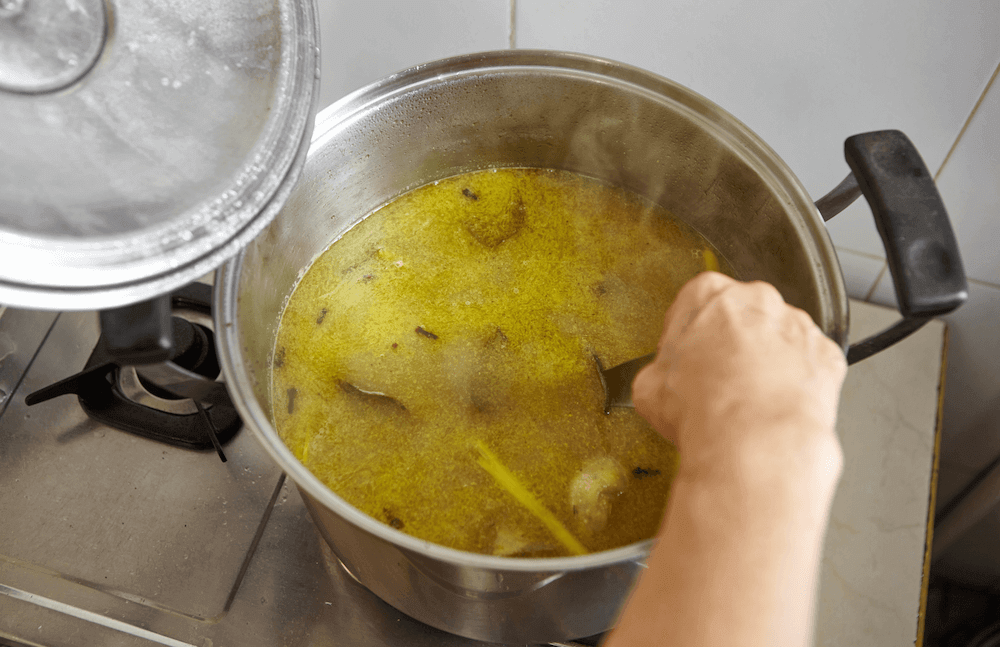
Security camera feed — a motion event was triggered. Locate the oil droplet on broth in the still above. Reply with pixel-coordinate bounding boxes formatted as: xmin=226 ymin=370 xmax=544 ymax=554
xmin=271 ymin=168 xmax=735 ymax=557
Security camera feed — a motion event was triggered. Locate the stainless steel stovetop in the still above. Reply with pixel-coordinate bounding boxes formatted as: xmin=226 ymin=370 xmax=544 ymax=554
xmin=0 ymin=302 xmax=543 ymax=647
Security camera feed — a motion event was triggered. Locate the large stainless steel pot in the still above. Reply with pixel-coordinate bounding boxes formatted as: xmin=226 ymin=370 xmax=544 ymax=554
xmin=214 ymin=50 xmax=965 ymax=643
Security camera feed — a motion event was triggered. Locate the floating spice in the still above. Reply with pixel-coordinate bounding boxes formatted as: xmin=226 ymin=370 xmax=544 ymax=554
xmin=415 ymin=326 xmax=438 ymax=340
xmin=383 ymin=507 xmax=405 ymax=529
xmin=632 ymin=467 xmax=661 ymax=479
xmin=337 ymin=379 xmax=407 ymax=412
xmin=474 ymin=440 xmax=587 ymax=556
xmin=287 ymin=387 xmax=297 ymax=414
xmin=316 ymin=308 xmax=328 ymax=325
xmin=464 ymin=196 xmax=526 ymax=248
xmin=270 ymin=167 xmax=720 ymax=555
xmin=462 ymin=187 xmax=479 ymax=200
xmin=484 ymin=326 xmax=508 ymax=350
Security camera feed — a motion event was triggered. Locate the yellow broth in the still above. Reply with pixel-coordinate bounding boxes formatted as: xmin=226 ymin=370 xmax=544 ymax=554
xmin=271 ymin=168 xmax=734 ymax=557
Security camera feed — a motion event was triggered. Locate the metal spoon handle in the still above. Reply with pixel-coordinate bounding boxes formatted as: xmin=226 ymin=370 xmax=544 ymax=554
xmin=595 ymin=352 xmax=656 ymax=413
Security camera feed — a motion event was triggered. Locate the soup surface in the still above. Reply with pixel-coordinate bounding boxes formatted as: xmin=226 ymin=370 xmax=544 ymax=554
xmin=271 ymin=168 xmax=733 ymax=557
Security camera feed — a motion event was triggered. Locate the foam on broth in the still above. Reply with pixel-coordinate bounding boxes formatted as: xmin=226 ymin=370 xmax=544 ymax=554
xmin=271 ymin=168 xmax=734 ymax=557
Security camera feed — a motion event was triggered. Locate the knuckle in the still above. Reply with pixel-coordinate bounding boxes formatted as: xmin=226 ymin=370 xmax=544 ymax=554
xmin=732 ymin=280 xmax=786 ymax=314
xmin=814 ymin=333 xmax=847 ymax=370
xmin=746 ymin=280 xmax=784 ymax=301
xmin=790 ymin=307 xmax=817 ymax=331
xmin=688 ymin=271 xmax=733 ymax=295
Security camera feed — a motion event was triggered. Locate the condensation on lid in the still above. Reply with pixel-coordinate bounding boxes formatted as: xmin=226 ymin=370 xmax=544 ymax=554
xmin=0 ymin=0 xmax=319 ymax=310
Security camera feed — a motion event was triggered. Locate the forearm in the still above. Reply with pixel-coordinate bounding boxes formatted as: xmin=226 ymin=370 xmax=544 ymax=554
xmin=605 ymin=425 xmax=841 ymax=647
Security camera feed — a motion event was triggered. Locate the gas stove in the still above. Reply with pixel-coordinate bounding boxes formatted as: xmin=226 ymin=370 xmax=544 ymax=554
xmin=0 ymin=283 xmax=546 ymax=647
xmin=0 ymin=285 xmax=946 ymax=646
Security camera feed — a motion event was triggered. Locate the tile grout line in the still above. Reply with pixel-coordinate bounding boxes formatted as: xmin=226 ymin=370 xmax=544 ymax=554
xmin=863 ymin=264 xmax=888 ymax=302
xmin=833 ymin=244 xmax=890 ymax=303
xmin=835 ymin=246 xmax=887 ymax=263
xmin=929 ymin=59 xmax=1000 ymax=292
xmin=509 ymin=0 xmax=516 ymax=49
xmin=969 ymin=277 xmax=1000 ymax=290
xmin=933 ymin=59 xmax=1000 ymax=182
xmin=858 ymin=272 xmax=1000 ymax=301
xmin=854 ymin=58 xmax=1000 ymax=302
xmin=858 ymin=268 xmax=1000 ymax=303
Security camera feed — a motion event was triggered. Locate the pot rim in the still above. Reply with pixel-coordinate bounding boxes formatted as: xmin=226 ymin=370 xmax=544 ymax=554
xmin=216 ymin=49 xmax=847 ymax=573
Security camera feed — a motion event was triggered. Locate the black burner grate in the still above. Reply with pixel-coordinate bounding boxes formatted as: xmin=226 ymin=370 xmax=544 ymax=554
xmin=25 ymin=283 xmax=241 ymax=457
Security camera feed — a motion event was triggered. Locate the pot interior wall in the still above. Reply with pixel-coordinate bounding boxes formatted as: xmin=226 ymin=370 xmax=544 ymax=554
xmin=231 ymin=54 xmax=846 ymax=428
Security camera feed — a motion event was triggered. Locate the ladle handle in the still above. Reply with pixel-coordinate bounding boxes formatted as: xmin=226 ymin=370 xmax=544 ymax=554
xmin=819 ymin=130 xmax=967 ymax=364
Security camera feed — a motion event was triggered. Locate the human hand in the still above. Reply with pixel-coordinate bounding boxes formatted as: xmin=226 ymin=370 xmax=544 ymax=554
xmin=632 ymin=272 xmax=847 ymax=484
xmin=612 ymin=272 xmax=846 ymax=647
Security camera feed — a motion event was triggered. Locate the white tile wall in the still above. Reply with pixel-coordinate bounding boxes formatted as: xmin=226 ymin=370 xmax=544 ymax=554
xmin=515 ymin=0 xmax=1000 ymax=260
xmin=864 ymin=73 xmax=1000 ymax=533
xmin=933 ymin=70 xmax=1000 ymax=287
xmin=866 ymin=265 xmax=899 ymax=310
xmin=834 ymin=249 xmax=885 ymax=302
xmin=314 ymin=0 xmax=510 ymax=112
xmin=922 ymin=65 xmax=1000 ymax=559
xmin=312 ymin=0 xmax=1000 ymax=582
xmin=513 ymin=0 xmax=1000 ymax=580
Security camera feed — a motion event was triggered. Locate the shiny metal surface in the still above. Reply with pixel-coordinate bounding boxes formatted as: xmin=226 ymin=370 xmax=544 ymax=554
xmin=596 ymin=353 xmax=656 ymax=412
xmin=0 ymin=311 xmax=283 ymax=623
xmin=815 ymin=172 xmax=863 ymax=222
xmin=0 ymin=0 xmax=106 ymax=93
xmin=0 ymin=306 xmax=58 ymax=418
xmin=118 ymin=365 xmax=199 ymax=414
xmin=0 ymin=0 xmax=319 ymax=311
xmin=135 ymin=358 xmax=231 ymax=406
xmin=215 ymin=50 xmax=849 ymax=644
xmin=116 ymin=305 xmax=218 ymax=415
xmin=0 ymin=294 xmax=940 ymax=645
xmin=0 ymin=303 xmax=530 ymax=646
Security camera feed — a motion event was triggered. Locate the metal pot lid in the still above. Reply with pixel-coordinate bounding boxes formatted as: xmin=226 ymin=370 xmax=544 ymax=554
xmin=0 ymin=0 xmax=319 ymax=310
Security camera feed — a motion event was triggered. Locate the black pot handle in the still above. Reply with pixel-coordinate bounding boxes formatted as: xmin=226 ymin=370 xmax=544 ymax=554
xmin=98 ymin=283 xmax=216 ymax=366
xmin=99 ymin=294 xmax=175 ymax=365
xmin=815 ymin=130 xmax=967 ymax=364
